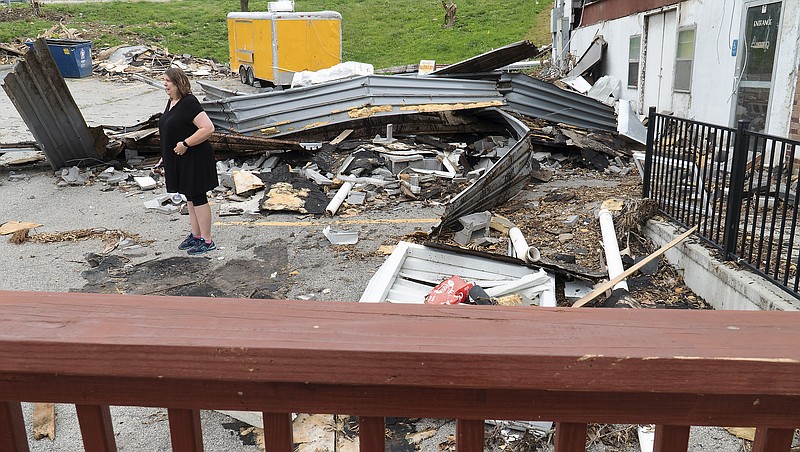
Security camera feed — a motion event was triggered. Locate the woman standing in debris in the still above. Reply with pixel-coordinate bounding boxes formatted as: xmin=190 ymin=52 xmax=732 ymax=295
xmin=158 ymin=66 xmax=219 ymax=255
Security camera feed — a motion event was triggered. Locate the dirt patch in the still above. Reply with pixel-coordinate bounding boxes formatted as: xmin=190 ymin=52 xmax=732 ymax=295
xmin=0 ymin=6 xmax=68 ymax=23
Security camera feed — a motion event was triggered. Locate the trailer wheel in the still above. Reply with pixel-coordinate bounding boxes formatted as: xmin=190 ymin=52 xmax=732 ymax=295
xmin=239 ymin=66 xmax=248 ymax=85
xmin=246 ymin=67 xmax=255 ymax=86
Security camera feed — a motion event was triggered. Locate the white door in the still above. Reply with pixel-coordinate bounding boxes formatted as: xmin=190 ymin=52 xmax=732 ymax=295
xmin=642 ymin=10 xmax=677 ymax=113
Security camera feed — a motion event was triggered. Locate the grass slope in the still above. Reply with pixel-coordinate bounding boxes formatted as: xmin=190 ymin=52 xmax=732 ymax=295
xmin=0 ymin=0 xmax=553 ymax=68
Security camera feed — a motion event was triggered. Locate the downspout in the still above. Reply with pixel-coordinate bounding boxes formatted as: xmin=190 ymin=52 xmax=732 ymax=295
xmin=598 ymin=209 xmax=629 ymax=292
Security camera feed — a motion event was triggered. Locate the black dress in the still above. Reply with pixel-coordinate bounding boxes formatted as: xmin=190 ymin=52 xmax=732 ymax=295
xmin=158 ymin=94 xmax=218 ymax=196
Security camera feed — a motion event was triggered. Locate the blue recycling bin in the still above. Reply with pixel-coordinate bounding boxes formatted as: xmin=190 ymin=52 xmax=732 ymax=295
xmin=25 ymin=39 xmax=93 ymax=78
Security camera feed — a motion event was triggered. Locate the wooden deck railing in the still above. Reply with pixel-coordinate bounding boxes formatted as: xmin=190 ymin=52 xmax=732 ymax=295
xmin=1 ymin=290 xmax=799 ymax=452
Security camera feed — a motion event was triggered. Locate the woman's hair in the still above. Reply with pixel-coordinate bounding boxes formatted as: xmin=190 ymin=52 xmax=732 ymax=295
xmin=165 ymin=67 xmax=192 ymax=96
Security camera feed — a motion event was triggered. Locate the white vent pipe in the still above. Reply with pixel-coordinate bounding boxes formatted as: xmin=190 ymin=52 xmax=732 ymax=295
xmin=598 ymin=209 xmax=629 ymax=292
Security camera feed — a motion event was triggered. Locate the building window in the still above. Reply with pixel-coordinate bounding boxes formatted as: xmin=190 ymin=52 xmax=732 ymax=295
xmin=674 ymin=27 xmax=696 ymax=92
xmin=628 ymin=35 xmax=641 ymax=88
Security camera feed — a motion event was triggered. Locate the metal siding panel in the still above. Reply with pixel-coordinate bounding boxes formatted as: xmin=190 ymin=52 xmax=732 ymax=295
xmin=1 ymin=39 xmax=97 ymax=170
xmin=498 ymin=73 xmax=617 ymax=131
xmin=202 ymin=75 xmax=505 ymax=136
xmin=437 ymin=109 xmax=533 ymax=232
xmin=362 ymin=241 xmax=549 ymax=304
xmin=430 ymin=40 xmax=539 ymax=76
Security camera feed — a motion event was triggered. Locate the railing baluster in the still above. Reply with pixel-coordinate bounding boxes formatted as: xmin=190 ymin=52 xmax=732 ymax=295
xmin=262 ymin=412 xmax=293 ymax=452
xmin=643 ymin=106 xmax=657 ymax=199
xmin=723 ymin=120 xmax=751 ymax=259
xmin=752 ymin=427 xmax=794 ymax=452
xmin=167 ymin=408 xmax=203 ymax=452
xmin=554 ymin=422 xmax=586 ymax=452
xmin=76 ymin=404 xmax=117 ymax=452
xmin=358 ymin=416 xmax=385 ymax=452
xmin=653 ymin=424 xmax=689 ymax=452
xmin=0 ymin=401 xmax=29 ymax=452
xmin=456 ymin=419 xmax=484 ymax=452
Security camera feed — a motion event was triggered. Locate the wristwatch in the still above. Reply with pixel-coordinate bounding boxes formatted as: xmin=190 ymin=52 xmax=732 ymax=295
xmin=182 ymin=140 xmax=190 ymax=149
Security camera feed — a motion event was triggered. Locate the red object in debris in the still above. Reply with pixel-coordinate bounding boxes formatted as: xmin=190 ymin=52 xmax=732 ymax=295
xmin=425 ymin=275 xmax=474 ymax=305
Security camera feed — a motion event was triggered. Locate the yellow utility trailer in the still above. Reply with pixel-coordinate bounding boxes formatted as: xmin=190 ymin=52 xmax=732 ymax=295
xmin=227 ymin=10 xmax=342 ymax=86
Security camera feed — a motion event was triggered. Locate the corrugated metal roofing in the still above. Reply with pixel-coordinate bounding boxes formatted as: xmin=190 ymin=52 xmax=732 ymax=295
xmin=498 ymin=72 xmax=617 ymax=132
xmin=430 ymin=40 xmax=539 ymax=76
xmin=0 ymin=39 xmax=98 ymax=170
xmin=201 ymin=75 xmax=504 ymax=137
xmin=436 ymin=108 xmax=533 ymax=232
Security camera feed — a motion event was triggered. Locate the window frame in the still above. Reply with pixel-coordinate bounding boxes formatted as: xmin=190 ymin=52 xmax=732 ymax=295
xmin=673 ymin=25 xmax=696 ymax=93
xmin=628 ymin=34 xmax=642 ymax=89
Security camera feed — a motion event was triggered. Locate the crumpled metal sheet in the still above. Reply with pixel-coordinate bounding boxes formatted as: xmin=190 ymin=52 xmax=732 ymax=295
xmin=201 ymin=75 xmax=504 ymax=137
xmin=430 ymin=40 xmax=539 ymax=76
xmin=498 ymin=72 xmax=617 ymax=132
xmin=435 ymin=108 xmax=534 ymax=233
xmin=1 ymin=39 xmax=98 ymax=170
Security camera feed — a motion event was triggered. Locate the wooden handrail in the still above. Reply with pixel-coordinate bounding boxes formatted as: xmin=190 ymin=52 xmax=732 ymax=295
xmin=1 ymin=290 xmax=799 ymax=451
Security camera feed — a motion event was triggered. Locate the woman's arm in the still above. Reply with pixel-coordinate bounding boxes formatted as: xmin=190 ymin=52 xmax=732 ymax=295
xmin=189 ymin=111 xmax=215 ymax=144
xmin=175 ymin=111 xmax=215 ymax=154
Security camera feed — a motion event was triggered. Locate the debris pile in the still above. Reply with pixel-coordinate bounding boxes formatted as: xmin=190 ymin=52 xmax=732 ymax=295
xmin=0 ymin=11 xmax=229 ymax=80
xmin=93 ymin=44 xmax=229 ymax=80
xmin=1 ymin=34 xmax=707 ymax=313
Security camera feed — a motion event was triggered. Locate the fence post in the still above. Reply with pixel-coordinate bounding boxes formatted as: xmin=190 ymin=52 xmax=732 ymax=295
xmin=643 ymin=106 xmax=657 ymax=199
xmin=722 ymin=119 xmax=751 ymax=260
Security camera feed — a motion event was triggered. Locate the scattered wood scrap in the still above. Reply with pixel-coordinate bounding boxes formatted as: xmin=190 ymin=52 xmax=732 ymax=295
xmin=32 ymin=402 xmax=55 ymax=440
xmin=0 ymin=221 xmax=43 ymax=235
xmin=572 ymin=225 xmax=699 ymax=307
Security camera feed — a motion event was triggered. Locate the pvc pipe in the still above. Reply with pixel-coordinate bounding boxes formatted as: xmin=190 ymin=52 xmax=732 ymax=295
xmin=525 ymin=246 xmax=541 ymax=263
xmin=598 ymin=209 xmax=629 ymax=292
xmin=325 ymin=181 xmax=353 ymax=216
xmin=508 ymin=227 xmax=540 ymax=263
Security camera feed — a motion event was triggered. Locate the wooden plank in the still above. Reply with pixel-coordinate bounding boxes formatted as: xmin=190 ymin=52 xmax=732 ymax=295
xmin=329 ymin=129 xmax=353 ymax=145
xmin=262 ymin=412 xmax=292 ymax=452
xmin=752 ymin=427 xmax=794 ymax=452
xmin=2 ymin=375 xmax=800 ymax=427
xmin=572 ymin=225 xmax=698 ymax=307
xmin=554 ymin=422 xmax=586 ymax=452
xmin=456 ymin=419 xmax=484 ymax=452
xmin=32 ymin=403 xmax=55 ymax=440
xmin=653 ymin=425 xmax=689 ymax=452
xmin=1 ymin=290 xmax=800 ymax=397
xmin=0 ymin=401 xmax=29 ymax=452
xmin=167 ymin=409 xmax=203 ymax=452
xmin=75 ymin=405 xmax=117 ymax=452
xmin=358 ymin=416 xmax=385 ymax=452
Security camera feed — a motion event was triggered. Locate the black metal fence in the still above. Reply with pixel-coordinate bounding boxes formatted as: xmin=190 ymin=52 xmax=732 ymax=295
xmin=643 ymin=107 xmax=800 ymax=299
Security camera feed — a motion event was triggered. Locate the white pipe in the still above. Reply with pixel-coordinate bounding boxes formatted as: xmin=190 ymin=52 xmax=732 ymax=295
xmin=525 ymin=246 xmax=541 ymax=263
xmin=325 ymin=181 xmax=353 ymax=216
xmin=598 ymin=209 xmax=629 ymax=292
xmin=508 ymin=227 xmax=540 ymax=263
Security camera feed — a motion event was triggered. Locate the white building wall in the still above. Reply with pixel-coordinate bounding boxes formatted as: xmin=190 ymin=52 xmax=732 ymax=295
xmin=567 ymin=0 xmax=800 ymax=136
xmin=570 ymin=15 xmax=644 ymax=109
xmin=672 ymin=2 xmax=742 ymax=124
